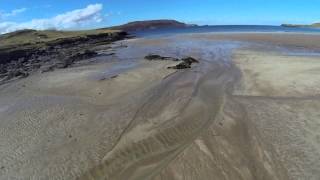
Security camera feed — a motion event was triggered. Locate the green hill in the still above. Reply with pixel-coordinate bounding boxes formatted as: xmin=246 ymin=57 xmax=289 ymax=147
xmin=281 ymin=22 xmax=320 ymax=28
xmin=0 ymin=29 xmax=120 ymax=48
xmin=311 ymin=23 xmax=320 ymax=27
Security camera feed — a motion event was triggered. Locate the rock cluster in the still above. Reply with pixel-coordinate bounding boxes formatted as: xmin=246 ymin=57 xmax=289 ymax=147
xmin=144 ymin=54 xmax=199 ymax=69
xmin=168 ymin=57 xmax=199 ymax=69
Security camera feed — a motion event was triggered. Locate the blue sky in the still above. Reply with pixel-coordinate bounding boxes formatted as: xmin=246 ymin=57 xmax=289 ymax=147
xmin=1 ymin=0 xmax=320 ymax=33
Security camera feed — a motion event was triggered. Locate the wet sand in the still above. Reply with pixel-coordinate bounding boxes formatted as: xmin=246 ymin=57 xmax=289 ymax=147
xmin=0 ymin=33 xmax=320 ymax=180
xmin=190 ymin=32 xmax=320 ymax=50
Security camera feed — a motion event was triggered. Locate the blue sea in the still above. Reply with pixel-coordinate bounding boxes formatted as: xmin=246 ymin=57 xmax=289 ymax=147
xmin=132 ymin=25 xmax=320 ymax=37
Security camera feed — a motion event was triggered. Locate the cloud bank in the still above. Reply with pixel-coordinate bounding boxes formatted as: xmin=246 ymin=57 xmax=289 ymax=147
xmin=0 ymin=4 xmax=103 ymax=34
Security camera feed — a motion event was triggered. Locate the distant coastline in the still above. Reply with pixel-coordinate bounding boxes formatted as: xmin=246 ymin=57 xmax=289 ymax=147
xmin=281 ymin=23 xmax=320 ymax=28
xmin=108 ymin=19 xmax=197 ymax=32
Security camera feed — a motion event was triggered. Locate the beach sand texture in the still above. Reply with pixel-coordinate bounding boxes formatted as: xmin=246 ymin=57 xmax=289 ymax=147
xmin=0 ymin=33 xmax=320 ymax=180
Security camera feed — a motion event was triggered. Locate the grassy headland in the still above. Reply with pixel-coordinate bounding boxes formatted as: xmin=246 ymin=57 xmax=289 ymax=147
xmin=0 ymin=29 xmax=122 ymax=48
xmin=0 ymin=29 xmax=127 ymax=84
xmin=281 ymin=22 xmax=320 ymax=28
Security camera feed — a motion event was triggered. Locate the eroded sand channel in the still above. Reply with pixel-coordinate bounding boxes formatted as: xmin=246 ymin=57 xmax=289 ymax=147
xmin=1 ymin=33 xmax=320 ymax=180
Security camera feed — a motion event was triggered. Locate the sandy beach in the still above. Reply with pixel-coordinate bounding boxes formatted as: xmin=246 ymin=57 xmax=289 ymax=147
xmin=1 ymin=33 xmax=320 ymax=180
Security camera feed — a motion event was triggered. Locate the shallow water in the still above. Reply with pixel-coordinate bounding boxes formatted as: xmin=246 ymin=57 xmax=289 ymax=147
xmin=132 ymin=25 xmax=320 ymax=38
xmin=89 ymin=62 xmax=138 ymax=81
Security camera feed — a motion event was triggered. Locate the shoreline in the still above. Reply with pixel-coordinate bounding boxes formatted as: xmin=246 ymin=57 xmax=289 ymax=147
xmin=185 ymin=32 xmax=320 ymax=50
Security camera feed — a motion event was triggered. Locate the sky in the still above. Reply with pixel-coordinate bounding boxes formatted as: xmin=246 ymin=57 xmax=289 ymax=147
xmin=1 ymin=0 xmax=320 ymax=34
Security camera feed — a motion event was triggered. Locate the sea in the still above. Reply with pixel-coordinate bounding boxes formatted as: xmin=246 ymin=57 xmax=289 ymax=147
xmin=132 ymin=25 xmax=320 ymax=37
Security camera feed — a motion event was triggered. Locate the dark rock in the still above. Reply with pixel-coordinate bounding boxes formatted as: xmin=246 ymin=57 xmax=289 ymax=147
xmin=181 ymin=57 xmax=199 ymax=64
xmin=168 ymin=62 xmax=191 ymax=69
xmin=7 ymin=69 xmax=28 ymax=78
xmin=0 ymin=48 xmax=29 ymax=65
xmin=40 ymin=65 xmax=55 ymax=73
xmin=71 ymin=50 xmax=98 ymax=61
xmin=145 ymin=54 xmax=166 ymax=60
xmin=145 ymin=54 xmax=199 ymax=69
xmin=0 ymin=64 xmax=6 ymax=74
xmin=169 ymin=56 xmax=199 ymax=69
xmin=56 ymin=58 xmax=73 ymax=69
xmin=110 ymin=75 xmax=118 ymax=79
xmin=0 ymin=73 xmax=7 ymax=79
xmin=32 ymin=63 xmax=41 ymax=69
xmin=145 ymin=54 xmax=179 ymax=61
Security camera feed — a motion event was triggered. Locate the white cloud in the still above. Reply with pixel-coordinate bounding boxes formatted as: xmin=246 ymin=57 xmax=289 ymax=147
xmin=0 ymin=8 xmax=27 ymax=19
xmin=0 ymin=4 xmax=103 ymax=34
xmin=6 ymin=8 xmax=27 ymax=17
xmin=0 ymin=22 xmax=16 ymax=33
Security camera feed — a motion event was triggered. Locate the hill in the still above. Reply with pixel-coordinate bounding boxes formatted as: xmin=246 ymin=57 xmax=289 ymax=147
xmin=109 ymin=19 xmax=194 ymax=32
xmin=311 ymin=23 xmax=320 ymax=27
xmin=281 ymin=22 xmax=320 ymax=28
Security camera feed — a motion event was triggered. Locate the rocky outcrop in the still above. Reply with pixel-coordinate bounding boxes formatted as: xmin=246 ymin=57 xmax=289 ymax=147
xmin=168 ymin=57 xmax=199 ymax=69
xmin=144 ymin=54 xmax=199 ymax=69
xmin=0 ymin=31 xmax=128 ymax=84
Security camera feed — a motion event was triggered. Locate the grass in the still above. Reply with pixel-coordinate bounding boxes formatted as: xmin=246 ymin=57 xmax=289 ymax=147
xmin=0 ymin=29 xmax=120 ymax=48
xmin=311 ymin=23 xmax=320 ymax=27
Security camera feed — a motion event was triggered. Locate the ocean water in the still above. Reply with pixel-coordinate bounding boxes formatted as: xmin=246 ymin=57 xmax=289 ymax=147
xmin=132 ymin=25 xmax=320 ymax=37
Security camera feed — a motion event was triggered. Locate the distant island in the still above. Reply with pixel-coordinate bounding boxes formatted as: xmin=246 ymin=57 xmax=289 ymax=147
xmin=109 ymin=19 xmax=197 ymax=32
xmin=281 ymin=22 xmax=320 ymax=28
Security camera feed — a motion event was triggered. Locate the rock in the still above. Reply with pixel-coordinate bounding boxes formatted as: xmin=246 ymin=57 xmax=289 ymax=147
xmin=0 ymin=64 xmax=6 ymax=74
xmin=145 ymin=54 xmax=166 ymax=60
xmin=32 ymin=63 xmax=41 ymax=69
xmin=166 ymin=56 xmax=199 ymax=69
xmin=6 ymin=69 xmax=28 ymax=79
xmin=168 ymin=62 xmax=191 ymax=69
xmin=40 ymin=64 xmax=55 ymax=73
xmin=181 ymin=57 xmax=199 ymax=64
xmin=110 ymin=75 xmax=118 ymax=79
xmin=145 ymin=54 xmax=179 ymax=61
xmin=0 ymin=73 xmax=7 ymax=79
xmin=56 ymin=58 xmax=73 ymax=69
xmin=71 ymin=50 xmax=98 ymax=61
xmin=144 ymin=54 xmax=200 ymax=69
